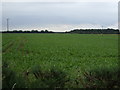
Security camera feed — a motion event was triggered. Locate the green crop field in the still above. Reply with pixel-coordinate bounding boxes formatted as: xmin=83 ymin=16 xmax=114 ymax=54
xmin=2 ymin=33 xmax=119 ymax=88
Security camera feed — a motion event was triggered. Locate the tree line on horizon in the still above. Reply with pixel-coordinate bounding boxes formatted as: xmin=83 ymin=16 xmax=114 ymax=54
xmin=2 ymin=30 xmax=54 ymax=33
xmin=2 ymin=28 xmax=119 ymax=34
xmin=68 ymin=28 xmax=119 ymax=34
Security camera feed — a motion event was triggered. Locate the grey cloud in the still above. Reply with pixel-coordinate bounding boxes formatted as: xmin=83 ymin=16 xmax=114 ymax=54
xmin=2 ymin=2 xmax=118 ymax=31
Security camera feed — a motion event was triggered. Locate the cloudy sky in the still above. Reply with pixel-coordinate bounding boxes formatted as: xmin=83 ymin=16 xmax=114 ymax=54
xmin=1 ymin=0 xmax=119 ymax=32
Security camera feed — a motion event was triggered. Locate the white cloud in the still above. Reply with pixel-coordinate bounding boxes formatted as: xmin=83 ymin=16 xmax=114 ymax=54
xmin=3 ymin=23 xmax=118 ymax=32
xmin=107 ymin=23 xmax=118 ymax=29
xmin=7 ymin=24 xmax=108 ymax=32
xmin=2 ymin=2 xmax=118 ymax=31
xmin=0 ymin=2 xmax=2 ymax=31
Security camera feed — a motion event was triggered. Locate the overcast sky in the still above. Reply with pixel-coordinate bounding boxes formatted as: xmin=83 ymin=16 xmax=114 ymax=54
xmin=1 ymin=0 xmax=119 ymax=32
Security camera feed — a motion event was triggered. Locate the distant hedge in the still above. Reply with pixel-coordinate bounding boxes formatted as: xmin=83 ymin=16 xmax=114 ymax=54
xmin=1 ymin=29 xmax=119 ymax=34
xmin=67 ymin=29 xmax=119 ymax=34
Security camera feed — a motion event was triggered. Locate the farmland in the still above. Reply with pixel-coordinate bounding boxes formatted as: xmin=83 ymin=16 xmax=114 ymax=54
xmin=2 ymin=33 xmax=119 ymax=88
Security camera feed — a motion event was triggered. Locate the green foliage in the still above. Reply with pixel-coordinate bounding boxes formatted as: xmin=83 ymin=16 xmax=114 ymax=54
xmin=2 ymin=61 xmax=26 ymax=88
xmin=2 ymin=33 xmax=118 ymax=88
xmin=2 ymin=61 xmax=16 ymax=88
xmin=30 ymin=65 xmax=42 ymax=79
xmin=30 ymin=65 xmax=68 ymax=88
xmin=83 ymin=67 xmax=120 ymax=88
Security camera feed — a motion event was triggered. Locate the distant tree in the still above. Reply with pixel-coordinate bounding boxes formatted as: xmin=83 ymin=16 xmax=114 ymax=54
xmin=45 ymin=30 xmax=48 ymax=33
xmin=41 ymin=30 xmax=44 ymax=33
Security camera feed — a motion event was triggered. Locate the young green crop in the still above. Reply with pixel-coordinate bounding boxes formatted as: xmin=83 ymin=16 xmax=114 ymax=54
xmin=2 ymin=33 xmax=119 ymax=88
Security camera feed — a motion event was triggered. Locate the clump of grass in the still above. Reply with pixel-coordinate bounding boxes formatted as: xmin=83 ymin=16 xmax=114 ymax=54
xmin=2 ymin=61 xmax=16 ymax=88
xmin=30 ymin=65 xmax=69 ymax=88
xmin=2 ymin=61 xmax=26 ymax=88
xmin=45 ymin=67 xmax=68 ymax=88
xmin=30 ymin=65 xmax=43 ymax=79
xmin=82 ymin=67 xmax=120 ymax=88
